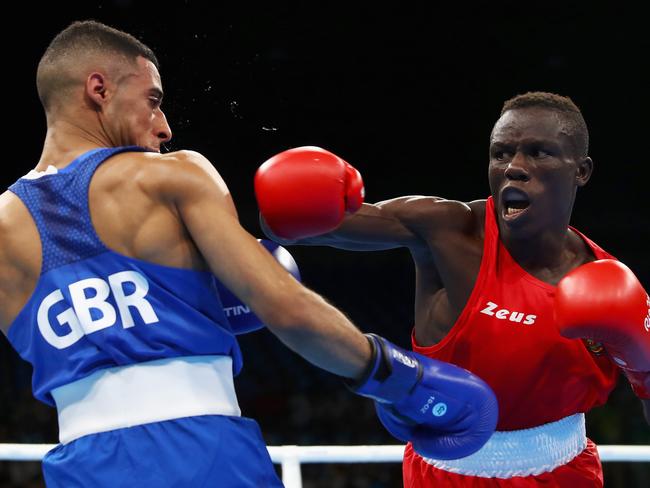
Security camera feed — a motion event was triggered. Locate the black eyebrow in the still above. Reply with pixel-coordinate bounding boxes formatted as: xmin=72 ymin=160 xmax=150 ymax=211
xmin=149 ymin=88 xmax=164 ymax=100
xmin=491 ymin=138 xmax=560 ymax=149
xmin=489 ymin=141 xmax=511 ymax=149
xmin=520 ymin=140 xmax=563 ymax=152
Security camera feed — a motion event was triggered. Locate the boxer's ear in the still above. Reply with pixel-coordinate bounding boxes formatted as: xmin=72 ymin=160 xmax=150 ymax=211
xmin=86 ymin=72 xmax=111 ymax=108
xmin=575 ymin=157 xmax=593 ymax=187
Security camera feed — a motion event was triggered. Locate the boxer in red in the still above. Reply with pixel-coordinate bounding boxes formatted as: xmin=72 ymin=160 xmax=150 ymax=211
xmin=256 ymin=92 xmax=650 ymax=486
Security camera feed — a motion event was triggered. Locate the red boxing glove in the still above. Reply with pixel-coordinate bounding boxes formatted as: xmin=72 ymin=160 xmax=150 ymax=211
xmin=555 ymin=259 xmax=650 ymax=398
xmin=254 ymin=146 xmax=364 ymax=239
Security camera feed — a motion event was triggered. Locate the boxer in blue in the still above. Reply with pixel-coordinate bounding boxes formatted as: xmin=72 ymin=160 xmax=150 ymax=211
xmin=0 ymin=20 xmax=497 ymax=487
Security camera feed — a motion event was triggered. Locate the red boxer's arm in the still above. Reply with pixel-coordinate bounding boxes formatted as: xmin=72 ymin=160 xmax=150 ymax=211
xmin=262 ymin=193 xmax=481 ymax=254
xmin=555 ymin=259 xmax=650 ymax=399
xmin=261 ymin=197 xmax=430 ymax=250
xmin=256 ymin=146 xmax=475 ymax=252
xmin=296 ymin=198 xmax=479 ymax=255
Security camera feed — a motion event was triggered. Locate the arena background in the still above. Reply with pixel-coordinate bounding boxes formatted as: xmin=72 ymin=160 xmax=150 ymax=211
xmin=1 ymin=1 xmax=648 ymax=486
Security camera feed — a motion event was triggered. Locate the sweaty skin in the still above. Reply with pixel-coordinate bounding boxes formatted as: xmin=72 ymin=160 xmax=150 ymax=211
xmin=0 ymin=55 xmax=371 ymax=380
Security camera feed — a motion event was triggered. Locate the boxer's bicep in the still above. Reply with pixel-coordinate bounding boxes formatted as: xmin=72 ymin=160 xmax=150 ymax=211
xmin=325 ymin=201 xmax=417 ymax=249
xmin=290 ymin=198 xmax=429 ymax=250
xmin=161 ymin=152 xmax=300 ymax=323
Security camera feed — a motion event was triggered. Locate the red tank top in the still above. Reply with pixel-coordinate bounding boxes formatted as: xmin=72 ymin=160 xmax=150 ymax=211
xmin=412 ymin=197 xmax=619 ymax=431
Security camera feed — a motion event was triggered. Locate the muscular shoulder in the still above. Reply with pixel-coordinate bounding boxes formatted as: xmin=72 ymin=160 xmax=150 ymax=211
xmin=108 ymin=150 xmax=230 ymax=202
xmin=120 ymin=150 xmax=220 ymax=186
xmin=378 ymin=195 xmax=485 ymax=239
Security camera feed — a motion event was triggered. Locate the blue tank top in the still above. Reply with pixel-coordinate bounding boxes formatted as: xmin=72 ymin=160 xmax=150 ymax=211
xmin=7 ymin=147 xmax=243 ymax=406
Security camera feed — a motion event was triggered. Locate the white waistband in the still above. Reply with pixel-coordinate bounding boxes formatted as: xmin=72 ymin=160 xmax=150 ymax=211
xmin=52 ymin=355 xmax=241 ymax=445
xmin=421 ymin=413 xmax=587 ymax=478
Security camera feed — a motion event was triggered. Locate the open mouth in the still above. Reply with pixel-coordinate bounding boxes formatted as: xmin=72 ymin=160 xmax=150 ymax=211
xmin=501 ymin=188 xmax=531 ymax=221
xmin=504 ymin=200 xmax=530 ymax=217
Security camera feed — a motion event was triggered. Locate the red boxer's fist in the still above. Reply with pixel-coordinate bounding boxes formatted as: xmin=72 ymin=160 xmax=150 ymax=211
xmin=254 ymin=146 xmax=364 ymax=239
xmin=555 ymin=259 xmax=650 ymax=398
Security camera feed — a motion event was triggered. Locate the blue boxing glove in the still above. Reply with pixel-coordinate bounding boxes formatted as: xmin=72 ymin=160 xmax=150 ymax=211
xmin=349 ymin=334 xmax=498 ymax=460
xmin=215 ymin=239 xmax=301 ymax=334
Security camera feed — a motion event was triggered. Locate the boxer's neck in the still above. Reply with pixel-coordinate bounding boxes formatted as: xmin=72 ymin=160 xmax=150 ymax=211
xmin=37 ymin=119 xmax=109 ymax=171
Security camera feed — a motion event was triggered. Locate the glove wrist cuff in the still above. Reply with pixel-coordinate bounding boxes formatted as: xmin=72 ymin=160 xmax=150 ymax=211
xmin=346 ymin=334 xmax=422 ymax=403
xmin=345 ymin=334 xmax=384 ymax=393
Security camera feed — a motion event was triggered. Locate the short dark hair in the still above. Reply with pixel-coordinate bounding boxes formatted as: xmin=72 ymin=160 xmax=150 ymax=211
xmin=501 ymin=91 xmax=589 ymax=158
xmin=37 ymin=20 xmax=159 ymax=110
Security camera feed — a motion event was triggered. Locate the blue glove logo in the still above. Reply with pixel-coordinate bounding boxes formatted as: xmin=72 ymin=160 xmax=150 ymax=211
xmin=432 ymin=403 xmax=447 ymax=417
xmin=391 ymin=349 xmax=418 ymax=368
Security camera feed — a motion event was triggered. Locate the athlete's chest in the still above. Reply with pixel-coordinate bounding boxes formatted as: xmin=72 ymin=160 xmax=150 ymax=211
xmin=416 ymin=236 xmax=562 ymax=345
xmin=474 ymin=278 xmax=555 ymax=329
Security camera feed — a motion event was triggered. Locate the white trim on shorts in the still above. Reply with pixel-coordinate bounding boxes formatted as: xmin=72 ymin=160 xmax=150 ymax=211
xmin=421 ymin=413 xmax=587 ymax=478
xmin=52 ymin=355 xmax=241 ymax=445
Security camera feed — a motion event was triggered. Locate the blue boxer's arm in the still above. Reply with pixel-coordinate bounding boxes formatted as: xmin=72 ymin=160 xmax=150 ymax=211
xmin=347 ymin=334 xmax=498 ymax=460
xmin=215 ymin=239 xmax=301 ymax=335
